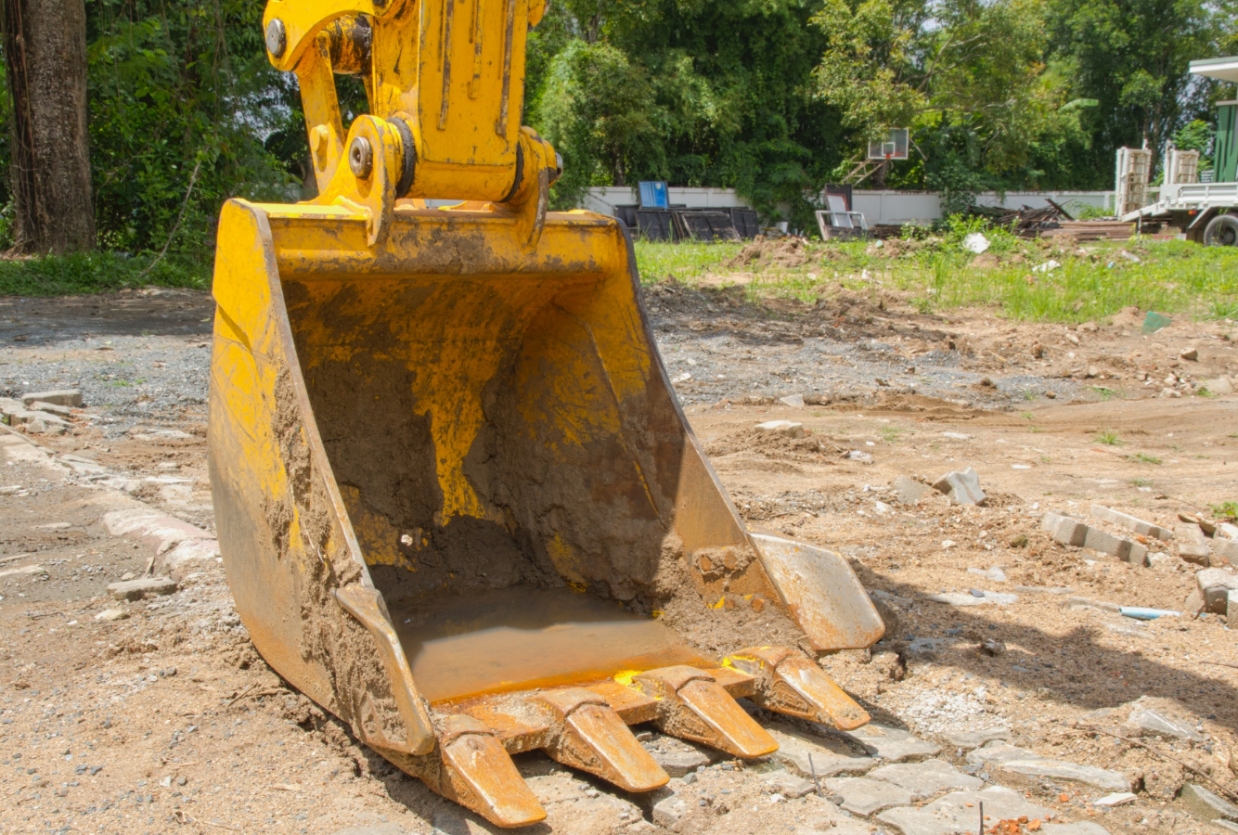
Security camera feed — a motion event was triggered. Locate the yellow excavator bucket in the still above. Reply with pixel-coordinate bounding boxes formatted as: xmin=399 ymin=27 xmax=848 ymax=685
xmin=208 ymin=0 xmax=884 ymax=827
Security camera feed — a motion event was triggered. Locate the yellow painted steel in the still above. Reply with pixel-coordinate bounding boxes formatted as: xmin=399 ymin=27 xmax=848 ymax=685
xmin=266 ymin=0 xmax=555 ymax=210
xmin=209 ymin=0 xmax=885 ymax=827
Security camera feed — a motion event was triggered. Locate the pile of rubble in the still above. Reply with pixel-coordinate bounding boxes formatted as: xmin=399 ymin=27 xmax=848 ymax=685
xmin=0 ymin=388 xmax=86 ymax=435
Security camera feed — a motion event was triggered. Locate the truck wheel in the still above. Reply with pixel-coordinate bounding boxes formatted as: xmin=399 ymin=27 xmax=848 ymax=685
xmin=1203 ymin=213 xmax=1238 ymax=246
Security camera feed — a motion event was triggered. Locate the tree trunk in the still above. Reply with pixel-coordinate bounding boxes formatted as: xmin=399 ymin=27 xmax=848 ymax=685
xmin=1 ymin=0 xmax=94 ymax=254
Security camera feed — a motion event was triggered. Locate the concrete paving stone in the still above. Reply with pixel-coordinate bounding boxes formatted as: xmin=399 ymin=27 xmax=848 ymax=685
xmin=161 ymin=538 xmax=222 ymax=575
xmin=967 ymin=743 xmax=1129 ymax=791
xmin=1039 ymin=824 xmax=1111 ymax=835
xmin=877 ymin=785 xmax=1052 ymax=835
xmin=1216 ymin=539 xmax=1238 ymax=564
xmin=845 ymin=724 xmax=941 ymax=762
xmin=29 ymin=401 xmax=73 ymax=417
xmin=58 ymin=453 xmax=107 ymax=475
xmin=798 ymin=808 xmax=883 ymax=835
xmin=21 ymin=389 xmax=83 ymax=408
xmin=103 ymin=507 xmax=214 ymax=554
xmin=332 ymin=825 xmax=407 ymax=835
xmin=1065 ymin=596 xmax=1120 ymax=613
xmin=0 ymin=563 xmax=47 ymax=579
xmin=1178 ymin=524 xmax=1209 ymax=546
xmin=756 ymin=419 xmax=804 ymax=438
xmin=767 ymin=726 xmax=875 ymax=779
xmin=1092 ymin=792 xmax=1136 ymax=807
xmin=1089 ymin=505 xmax=1173 ymax=541
xmin=1179 ymin=542 xmax=1213 ymax=566
xmin=650 ymin=746 xmax=710 ymax=777
xmin=941 ymin=727 xmax=1010 ymax=751
xmin=926 ymin=590 xmax=1018 ymax=607
xmin=108 ymin=576 xmax=178 ymax=601
xmin=1082 ymin=526 xmax=1146 ymax=565
xmin=10 ymin=409 xmax=70 ymax=427
xmin=968 ymin=566 xmax=1008 ymax=582
xmin=1180 ymin=783 xmax=1238 ymax=822
xmin=868 ymin=759 xmax=983 ymax=798
xmin=25 ymin=417 xmax=67 ymax=436
xmin=1215 ymin=821 xmax=1238 ymax=834
xmin=893 ymin=476 xmax=929 ymax=506
xmin=932 ymin=468 xmax=986 ymax=505
xmin=1197 ymin=568 xmax=1238 ymax=613
xmin=522 ymin=771 xmax=646 ymax=834
xmin=762 ymin=769 xmax=818 ymax=799
xmin=1042 ymin=512 xmax=1088 ymax=547
xmin=652 ymin=793 xmax=689 ymax=827
xmin=1124 ymin=708 xmax=1204 ymax=742
xmin=822 ymin=776 xmax=913 ymax=816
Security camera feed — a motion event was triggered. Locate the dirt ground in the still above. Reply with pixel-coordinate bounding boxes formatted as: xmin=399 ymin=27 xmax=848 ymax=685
xmin=1 ymin=284 xmax=1237 ymax=835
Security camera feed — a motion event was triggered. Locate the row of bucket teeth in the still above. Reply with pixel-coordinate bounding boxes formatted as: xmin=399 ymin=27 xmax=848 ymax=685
xmin=393 ymin=645 xmax=870 ymax=828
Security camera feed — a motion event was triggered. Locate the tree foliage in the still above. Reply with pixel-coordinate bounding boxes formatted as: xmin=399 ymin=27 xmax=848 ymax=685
xmin=85 ymin=0 xmax=292 ymax=254
xmin=528 ymin=0 xmax=843 ymax=224
xmin=1045 ymin=0 xmax=1222 ymax=187
xmin=0 ymin=0 xmax=1234 ymax=256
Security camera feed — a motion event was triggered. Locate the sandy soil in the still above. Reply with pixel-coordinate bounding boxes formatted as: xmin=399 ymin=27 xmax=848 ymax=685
xmin=1 ymin=284 xmax=1237 ymax=835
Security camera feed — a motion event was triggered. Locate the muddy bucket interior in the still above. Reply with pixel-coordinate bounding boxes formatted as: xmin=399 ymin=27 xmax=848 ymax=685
xmin=209 ymin=200 xmax=884 ymax=825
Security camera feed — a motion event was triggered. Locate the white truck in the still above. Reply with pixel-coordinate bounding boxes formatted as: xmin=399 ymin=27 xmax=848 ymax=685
xmin=1121 ymin=56 xmax=1238 ymax=245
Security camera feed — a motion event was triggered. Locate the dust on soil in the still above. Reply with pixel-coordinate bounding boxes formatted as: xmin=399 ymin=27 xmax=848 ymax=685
xmin=1 ymin=283 xmax=1237 ymax=835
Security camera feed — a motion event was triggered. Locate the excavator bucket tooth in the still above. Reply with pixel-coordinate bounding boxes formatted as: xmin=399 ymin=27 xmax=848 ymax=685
xmin=211 ymin=0 xmax=887 ymax=825
xmin=533 ymin=689 xmax=669 ymax=792
xmin=435 ymin=716 xmax=547 ymax=828
xmin=725 ymin=646 xmax=871 ymax=730
xmin=633 ymin=666 xmax=778 ymax=758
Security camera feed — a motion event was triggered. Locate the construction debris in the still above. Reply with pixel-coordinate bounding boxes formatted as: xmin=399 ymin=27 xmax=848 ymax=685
xmin=1041 ymin=511 xmax=1149 ymax=565
xmin=932 ymin=468 xmax=986 ymax=505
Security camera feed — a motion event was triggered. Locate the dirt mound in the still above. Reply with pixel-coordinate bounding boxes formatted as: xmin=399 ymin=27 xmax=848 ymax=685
xmin=704 ymin=427 xmax=840 ymax=460
xmin=1110 ymin=305 xmax=1144 ymax=329
xmin=727 ymin=235 xmax=812 ymax=269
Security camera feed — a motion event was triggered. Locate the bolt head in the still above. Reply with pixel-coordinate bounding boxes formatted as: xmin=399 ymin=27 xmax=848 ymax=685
xmin=349 ymin=136 xmax=374 ymax=178
xmin=265 ymin=19 xmax=287 ymax=58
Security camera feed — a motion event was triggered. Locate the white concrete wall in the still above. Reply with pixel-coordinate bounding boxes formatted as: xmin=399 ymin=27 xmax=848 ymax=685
xmin=581 ymin=186 xmax=1114 ymax=224
xmin=850 ymin=191 xmax=940 ymax=224
xmin=972 ymin=191 xmax=1114 ymax=216
xmin=580 ymin=186 xmax=750 ymax=214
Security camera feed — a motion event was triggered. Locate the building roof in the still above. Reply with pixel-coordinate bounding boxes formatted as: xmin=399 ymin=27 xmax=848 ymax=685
xmin=1190 ymin=56 xmax=1238 ymax=83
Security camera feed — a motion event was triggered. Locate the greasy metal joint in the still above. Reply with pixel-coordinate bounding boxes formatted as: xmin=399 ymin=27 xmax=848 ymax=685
xmin=265 ymin=18 xmax=286 ymax=57
xmin=348 ymin=136 xmax=373 ymax=179
xmin=390 ymin=116 xmax=417 ymax=198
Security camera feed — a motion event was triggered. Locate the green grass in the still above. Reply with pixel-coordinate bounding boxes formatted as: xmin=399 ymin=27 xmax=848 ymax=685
xmin=0 ymin=251 xmax=209 ymax=296
xmin=633 ymin=235 xmax=1238 ymax=324
xmin=1091 ymin=386 xmax=1120 ymax=400
xmin=633 ymin=241 xmax=744 ymax=283
xmin=1127 ymin=453 xmax=1162 ymax=465
xmin=1213 ymin=501 xmax=1238 ymax=521
xmin=1096 ymin=430 xmax=1122 ymax=446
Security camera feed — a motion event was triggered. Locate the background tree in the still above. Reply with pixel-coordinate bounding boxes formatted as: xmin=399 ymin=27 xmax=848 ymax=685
xmin=0 ymin=0 xmax=1236 ymax=261
xmin=0 ymin=0 xmax=95 ymax=254
xmin=1045 ymin=0 xmax=1220 ymax=187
